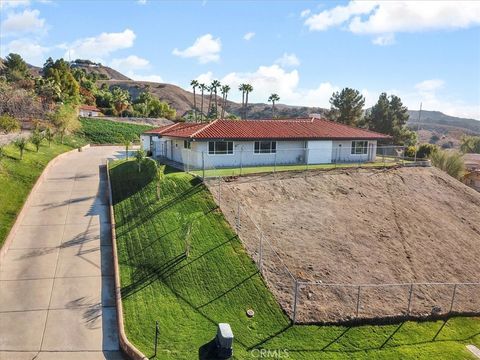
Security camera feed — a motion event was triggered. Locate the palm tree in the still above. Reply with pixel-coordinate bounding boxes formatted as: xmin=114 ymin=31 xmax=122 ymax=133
xmin=123 ymin=137 xmax=131 ymax=160
xmin=211 ymin=80 xmax=221 ymax=118
xmin=268 ymin=93 xmax=280 ymax=118
xmin=220 ymin=85 xmax=230 ymax=119
xmin=14 ymin=137 xmax=27 ymax=160
xmin=199 ymin=83 xmax=206 ymax=122
xmin=244 ymin=84 xmax=253 ymax=119
xmin=30 ymin=129 xmax=43 ymax=152
xmin=238 ymin=84 xmax=247 ymax=119
xmin=45 ymin=127 xmax=55 ymax=147
xmin=190 ymin=80 xmax=199 ymax=122
xmin=206 ymin=85 xmax=213 ymax=120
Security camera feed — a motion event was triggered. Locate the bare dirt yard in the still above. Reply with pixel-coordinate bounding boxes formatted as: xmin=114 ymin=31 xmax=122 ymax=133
xmin=212 ymin=167 xmax=480 ymax=323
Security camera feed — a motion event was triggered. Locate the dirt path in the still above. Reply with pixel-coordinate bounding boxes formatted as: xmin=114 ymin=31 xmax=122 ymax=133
xmin=0 ymin=147 xmax=126 ymax=359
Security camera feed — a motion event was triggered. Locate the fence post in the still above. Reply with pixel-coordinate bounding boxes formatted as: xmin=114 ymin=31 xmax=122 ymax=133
xmin=383 ymin=147 xmax=386 ymax=167
xmin=407 ymin=283 xmax=414 ymax=315
xmin=154 ymin=320 xmax=159 ymax=358
xmin=240 ymin=149 xmax=243 ymax=176
xmin=449 ymin=284 xmax=458 ymax=313
xmin=186 ymin=149 xmax=190 ymax=173
xmin=236 ymin=201 xmax=241 ymax=234
xmin=202 ymin=151 xmax=205 ymax=180
xmin=356 ymin=286 xmax=361 ymax=318
xmin=292 ymin=280 xmax=299 ymax=324
xmin=218 ymin=175 xmax=221 ymax=205
xmin=306 ymin=148 xmax=309 ymax=172
xmin=259 ymin=233 xmax=263 ymax=274
xmin=274 ymin=152 xmax=277 ymax=174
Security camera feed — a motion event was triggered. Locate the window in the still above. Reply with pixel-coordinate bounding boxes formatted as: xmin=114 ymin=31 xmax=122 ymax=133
xmin=351 ymin=141 xmax=368 ymax=155
xmin=184 ymin=140 xmax=191 ymax=149
xmin=254 ymin=141 xmax=277 ymax=154
xmin=208 ymin=141 xmax=233 ymax=155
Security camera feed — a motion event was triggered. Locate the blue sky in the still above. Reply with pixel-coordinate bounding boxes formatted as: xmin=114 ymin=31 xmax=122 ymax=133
xmin=1 ymin=0 xmax=479 ymax=119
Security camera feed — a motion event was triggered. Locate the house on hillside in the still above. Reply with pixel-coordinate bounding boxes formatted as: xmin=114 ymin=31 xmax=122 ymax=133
xmin=140 ymin=118 xmax=391 ymax=169
xmin=463 ymin=153 xmax=480 ymax=191
xmin=79 ymin=105 xmax=102 ymax=117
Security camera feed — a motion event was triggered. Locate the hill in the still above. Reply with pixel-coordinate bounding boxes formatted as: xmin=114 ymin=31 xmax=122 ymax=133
xmin=71 ymin=61 xmax=131 ymax=80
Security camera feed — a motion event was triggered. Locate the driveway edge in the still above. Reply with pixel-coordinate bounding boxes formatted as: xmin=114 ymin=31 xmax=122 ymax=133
xmin=106 ymin=160 xmax=149 ymax=360
xmin=0 ymin=144 xmax=90 ymax=264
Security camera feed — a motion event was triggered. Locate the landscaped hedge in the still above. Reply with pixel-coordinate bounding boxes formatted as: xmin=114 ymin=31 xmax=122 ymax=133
xmin=79 ymin=117 xmax=152 ymax=144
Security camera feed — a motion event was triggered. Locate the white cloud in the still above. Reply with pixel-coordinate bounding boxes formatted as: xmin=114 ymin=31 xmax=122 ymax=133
xmin=304 ymin=1 xmax=480 ymax=45
xmin=300 ymin=9 xmax=311 ymax=18
xmin=0 ymin=0 xmax=30 ymax=9
xmin=372 ymin=33 xmax=395 ymax=46
xmin=414 ymin=79 xmax=445 ymax=93
xmin=137 ymin=0 xmax=147 ymax=4
xmin=61 ymin=29 xmax=136 ymax=61
xmin=274 ymin=53 xmax=300 ymax=68
xmin=1 ymin=9 xmax=46 ymax=36
xmin=172 ymin=34 xmax=221 ymax=63
xmin=3 ymin=38 xmax=49 ymax=65
xmin=195 ymin=71 xmax=214 ymax=85
xmin=110 ymin=55 xmax=150 ymax=72
xmin=243 ymin=32 xmax=255 ymax=41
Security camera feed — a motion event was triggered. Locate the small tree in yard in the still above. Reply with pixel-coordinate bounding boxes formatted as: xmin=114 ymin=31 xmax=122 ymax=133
xmin=179 ymin=214 xmax=199 ymax=258
xmin=45 ymin=127 xmax=55 ymax=147
xmin=49 ymin=104 xmax=80 ymax=144
xmin=123 ymin=137 xmax=132 ymax=160
xmin=30 ymin=130 xmax=43 ymax=152
xmin=14 ymin=137 xmax=27 ymax=159
xmin=155 ymin=163 xmax=166 ymax=200
xmin=134 ymin=149 xmax=146 ymax=172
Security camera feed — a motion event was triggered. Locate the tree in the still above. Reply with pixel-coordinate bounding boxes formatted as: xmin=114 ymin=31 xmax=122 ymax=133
xmin=30 ymin=129 xmax=43 ymax=152
xmin=14 ymin=137 xmax=27 ymax=159
xmin=45 ymin=127 xmax=55 ymax=147
xmin=210 ymin=80 xmax=221 ymax=119
xmin=2 ymin=53 xmax=29 ymax=82
xmin=220 ymin=85 xmax=230 ymax=119
xmin=0 ymin=114 xmax=21 ymax=134
xmin=238 ymin=84 xmax=247 ymax=119
xmin=42 ymin=58 xmax=80 ymax=104
xmin=155 ymin=163 xmax=166 ymax=200
xmin=49 ymin=104 xmax=80 ymax=144
xmin=199 ymin=83 xmax=207 ymax=122
xmin=328 ymin=88 xmax=365 ymax=126
xmin=244 ymin=84 xmax=253 ymax=119
xmin=365 ymin=93 xmax=416 ymax=145
xmin=111 ymin=86 xmax=131 ymax=115
xmin=190 ymin=80 xmax=199 ymax=122
xmin=134 ymin=149 xmax=146 ymax=172
xmin=123 ymin=137 xmax=132 ymax=160
xmin=35 ymin=77 xmax=62 ymax=108
xmin=268 ymin=93 xmax=280 ymax=118
xmin=460 ymin=136 xmax=480 ymax=154
xmin=430 ymin=150 xmax=465 ymax=180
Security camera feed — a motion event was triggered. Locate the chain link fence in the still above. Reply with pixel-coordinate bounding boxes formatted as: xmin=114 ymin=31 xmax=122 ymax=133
xmin=160 ymin=147 xmax=478 ymax=324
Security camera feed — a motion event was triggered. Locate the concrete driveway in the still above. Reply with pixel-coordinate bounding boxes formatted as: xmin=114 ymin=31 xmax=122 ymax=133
xmin=0 ymin=146 xmax=128 ymax=360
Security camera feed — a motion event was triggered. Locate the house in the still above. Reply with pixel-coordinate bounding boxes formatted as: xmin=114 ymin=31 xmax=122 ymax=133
xmin=140 ymin=118 xmax=392 ymax=169
xmin=463 ymin=153 xmax=480 ymax=191
xmin=79 ymin=105 xmax=102 ymax=117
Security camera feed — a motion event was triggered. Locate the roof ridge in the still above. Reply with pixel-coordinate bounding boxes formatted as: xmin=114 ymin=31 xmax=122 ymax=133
xmin=189 ymin=119 xmax=218 ymax=138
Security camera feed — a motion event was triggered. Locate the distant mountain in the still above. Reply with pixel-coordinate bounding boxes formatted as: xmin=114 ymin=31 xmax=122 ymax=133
xmin=408 ymin=110 xmax=480 ymax=134
xmin=70 ymin=61 xmax=131 ymax=81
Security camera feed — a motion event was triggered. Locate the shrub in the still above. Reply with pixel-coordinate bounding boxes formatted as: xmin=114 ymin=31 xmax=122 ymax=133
xmin=430 ymin=150 xmax=465 ymax=180
xmin=417 ymin=143 xmax=438 ymax=159
xmin=0 ymin=114 xmax=20 ymax=134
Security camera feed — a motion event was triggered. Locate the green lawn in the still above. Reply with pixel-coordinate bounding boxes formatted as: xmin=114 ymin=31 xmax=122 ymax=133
xmin=0 ymin=136 xmax=85 ymax=247
xmin=191 ymin=159 xmax=404 ymax=178
xmin=79 ymin=117 xmax=152 ymax=144
xmin=109 ymin=159 xmax=480 ymax=359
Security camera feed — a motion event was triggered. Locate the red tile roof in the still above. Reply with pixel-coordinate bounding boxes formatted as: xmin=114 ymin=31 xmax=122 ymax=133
xmin=79 ymin=105 xmax=101 ymax=112
xmin=144 ymin=118 xmax=392 ymax=141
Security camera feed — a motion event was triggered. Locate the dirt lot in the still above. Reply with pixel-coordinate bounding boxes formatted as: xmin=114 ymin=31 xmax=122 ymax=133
xmin=212 ymin=167 xmax=480 ymax=323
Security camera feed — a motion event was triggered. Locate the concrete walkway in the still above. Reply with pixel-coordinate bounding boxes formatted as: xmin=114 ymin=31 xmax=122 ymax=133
xmin=0 ymin=146 xmax=128 ymax=360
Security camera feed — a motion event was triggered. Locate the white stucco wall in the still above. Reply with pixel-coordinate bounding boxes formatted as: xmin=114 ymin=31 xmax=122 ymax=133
xmin=331 ymin=140 xmax=377 ymax=162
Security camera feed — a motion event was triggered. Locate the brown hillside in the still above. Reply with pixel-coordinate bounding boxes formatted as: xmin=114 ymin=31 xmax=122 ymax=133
xmin=216 ymin=167 xmax=480 ymax=322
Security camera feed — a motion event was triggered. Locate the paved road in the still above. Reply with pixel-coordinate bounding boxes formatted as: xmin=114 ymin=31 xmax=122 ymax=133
xmin=0 ymin=146 xmax=127 ymax=360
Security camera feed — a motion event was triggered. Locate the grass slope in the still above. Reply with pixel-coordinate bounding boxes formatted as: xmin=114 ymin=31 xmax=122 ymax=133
xmin=0 ymin=137 xmax=84 ymax=247
xmin=79 ymin=117 xmax=152 ymax=144
xmin=109 ymin=160 xmax=480 ymax=359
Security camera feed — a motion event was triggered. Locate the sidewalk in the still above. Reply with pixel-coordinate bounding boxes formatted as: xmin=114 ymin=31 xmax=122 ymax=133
xmin=0 ymin=146 xmax=127 ymax=360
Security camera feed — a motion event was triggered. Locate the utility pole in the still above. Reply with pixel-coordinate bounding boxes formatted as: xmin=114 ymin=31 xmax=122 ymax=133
xmin=414 ymin=102 xmax=422 ymax=163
